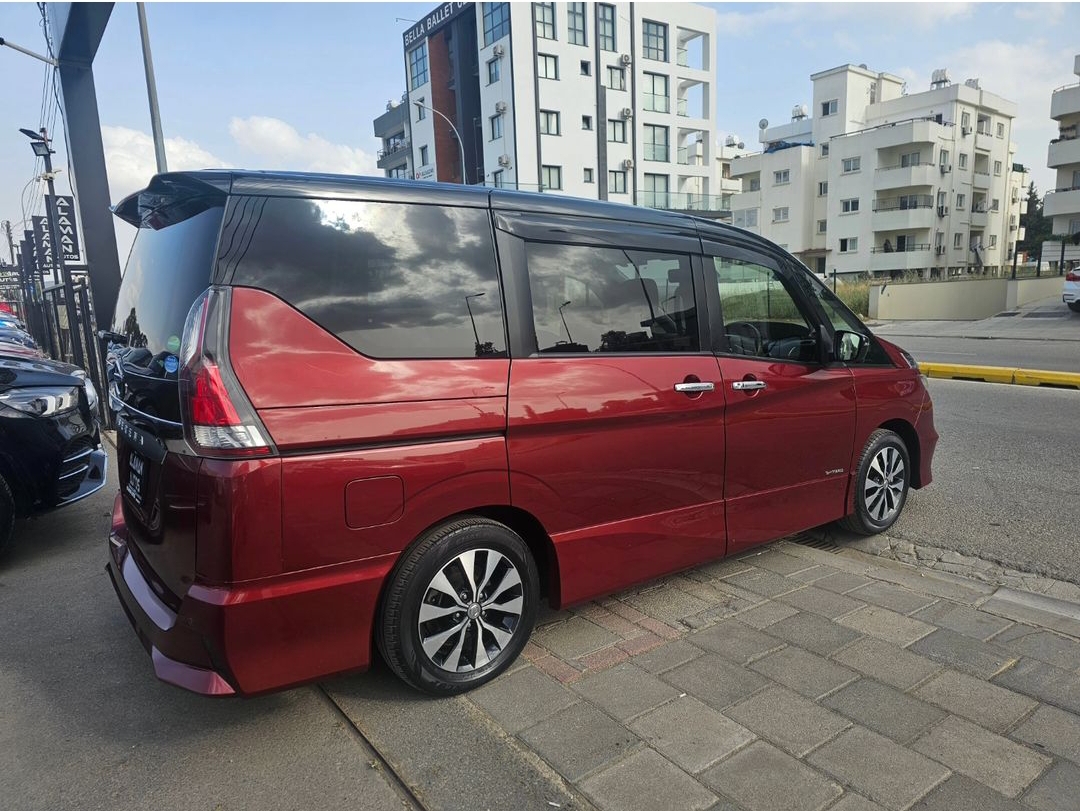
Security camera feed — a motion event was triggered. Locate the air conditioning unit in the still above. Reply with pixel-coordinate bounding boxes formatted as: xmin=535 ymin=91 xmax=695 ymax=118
xmin=620 ymin=107 xmax=633 ymax=119
xmin=940 ymin=164 xmax=951 ymax=174
xmin=962 ymin=126 xmax=972 ymax=136
xmin=620 ymin=53 xmax=632 ymax=65
xmin=937 ymin=205 xmax=949 ymax=217
xmin=497 ymin=154 xmax=512 ymax=168
xmin=492 ymin=44 xmax=505 ymax=57
xmin=935 ymin=246 xmax=946 ymax=256
xmin=495 ymin=101 xmax=508 ymax=113
xmin=622 ymin=158 xmax=634 ymax=169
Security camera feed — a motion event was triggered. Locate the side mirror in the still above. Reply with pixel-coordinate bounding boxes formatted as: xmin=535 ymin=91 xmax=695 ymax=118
xmin=834 ymin=329 xmax=869 ymax=363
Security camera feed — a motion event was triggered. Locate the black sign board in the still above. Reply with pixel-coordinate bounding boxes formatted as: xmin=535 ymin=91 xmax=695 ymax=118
xmin=32 ymin=216 xmax=52 ymax=272
xmin=403 ymin=1 xmax=471 ymax=48
xmin=50 ymin=195 xmax=81 ymax=262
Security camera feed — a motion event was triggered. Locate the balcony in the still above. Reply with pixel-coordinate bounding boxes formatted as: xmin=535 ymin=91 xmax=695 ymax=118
xmin=871 ymin=196 xmax=934 ymax=231
xmin=1044 ymin=186 xmax=1080 ymax=218
xmin=972 ymin=171 xmax=991 ymax=189
xmin=1051 ymin=84 xmax=1080 ymax=120
xmin=969 ymin=209 xmax=988 ymax=228
xmin=869 ymin=244 xmax=933 ymax=272
xmin=1048 ymin=136 xmax=1080 ymax=169
xmin=376 ymin=140 xmax=410 ymax=169
xmin=867 ymin=119 xmax=942 ymax=151
xmin=974 ymin=129 xmax=994 ymax=152
xmin=642 ymin=192 xmax=731 ymax=214
xmin=874 ymin=163 xmax=938 ymax=189
xmin=676 ymin=146 xmax=704 ymax=166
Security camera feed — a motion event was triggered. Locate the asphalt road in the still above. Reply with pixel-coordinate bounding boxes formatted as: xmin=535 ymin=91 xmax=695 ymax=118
xmin=890 ymin=377 xmax=1080 ymax=585
xmin=890 ymin=335 xmax=1080 ymax=373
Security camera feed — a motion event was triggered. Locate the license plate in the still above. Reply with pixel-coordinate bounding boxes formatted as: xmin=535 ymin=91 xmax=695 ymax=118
xmin=126 ymin=451 xmax=147 ymax=506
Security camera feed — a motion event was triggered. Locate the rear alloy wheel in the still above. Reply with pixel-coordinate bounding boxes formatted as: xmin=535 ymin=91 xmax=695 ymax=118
xmin=840 ymin=429 xmax=911 ymax=535
xmin=378 ymin=517 xmax=539 ymax=695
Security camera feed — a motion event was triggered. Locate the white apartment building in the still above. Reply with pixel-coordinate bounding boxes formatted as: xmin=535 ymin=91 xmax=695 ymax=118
xmin=1045 ymin=54 xmax=1080 ymax=243
xmin=373 ymin=95 xmax=413 ymax=179
xmin=392 ymin=2 xmax=721 ymax=213
xmin=731 ymin=65 xmax=1028 ymax=278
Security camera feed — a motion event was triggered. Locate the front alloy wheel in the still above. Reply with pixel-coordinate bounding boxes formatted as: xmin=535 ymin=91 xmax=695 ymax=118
xmin=840 ymin=428 xmax=911 ymax=535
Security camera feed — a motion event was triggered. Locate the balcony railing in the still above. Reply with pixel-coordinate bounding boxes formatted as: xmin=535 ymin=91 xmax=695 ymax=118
xmin=677 ymin=47 xmax=688 ymax=67
xmin=871 ymin=195 xmax=934 ymax=212
xmin=641 ymin=192 xmax=732 ymax=212
xmin=644 ymin=144 xmax=670 ymax=161
xmin=870 ymin=243 xmax=930 ymax=254
xmin=643 ymin=93 xmax=670 ymax=113
xmin=676 ymin=146 xmax=704 ymax=166
xmin=378 ymin=141 xmax=409 ymax=160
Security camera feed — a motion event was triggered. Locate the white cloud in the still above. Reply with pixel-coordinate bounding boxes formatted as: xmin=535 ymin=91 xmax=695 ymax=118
xmin=101 ymin=125 xmax=228 ymax=204
xmin=1014 ymin=3 xmax=1066 ymax=23
xmin=228 ymin=116 xmax=378 ymax=177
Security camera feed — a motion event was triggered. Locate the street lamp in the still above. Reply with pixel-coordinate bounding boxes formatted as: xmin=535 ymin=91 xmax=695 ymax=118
xmin=20 ymin=127 xmax=84 ymax=367
xmin=413 ymin=100 xmax=468 ymax=184
xmin=558 ymin=300 xmax=574 ymax=344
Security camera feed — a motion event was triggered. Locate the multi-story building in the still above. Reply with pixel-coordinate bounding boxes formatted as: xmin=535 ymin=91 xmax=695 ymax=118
xmin=1045 ymin=54 xmax=1080 ymax=243
xmin=731 ymin=64 xmax=1028 ymax=278
xmin=373 ymin=94 xmax=413 ymax=179
xmin=389 ymin=2 xmax=721 ymax=214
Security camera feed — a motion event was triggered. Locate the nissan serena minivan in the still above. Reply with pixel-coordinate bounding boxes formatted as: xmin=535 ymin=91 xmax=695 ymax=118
xmin=106 ymin=171 xmax=936 ymax=697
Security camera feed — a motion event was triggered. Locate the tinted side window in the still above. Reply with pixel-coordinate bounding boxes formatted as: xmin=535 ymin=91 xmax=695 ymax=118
xmin=228 ymin=198 xmax=506 ymax=359
xmin=525 ymin=242 xmax=697 ymax=354
xmin=711 ymin=256 xmax=817 ymax=362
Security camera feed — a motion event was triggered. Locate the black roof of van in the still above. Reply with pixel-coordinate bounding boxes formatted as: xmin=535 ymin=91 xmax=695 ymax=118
xmin=113 ymin=170 xmax=774 ymax=256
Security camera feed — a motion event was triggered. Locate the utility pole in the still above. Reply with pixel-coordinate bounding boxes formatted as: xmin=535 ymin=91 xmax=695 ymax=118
xmin=2 ymin=220 xmax=15 ymax=266
xmin=137 ymin=3 xmax=168 ymax=173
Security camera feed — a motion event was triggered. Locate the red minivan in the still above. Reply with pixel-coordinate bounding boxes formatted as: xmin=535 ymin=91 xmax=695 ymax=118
xmin=106 ymin=171 xmax=936 ymax=696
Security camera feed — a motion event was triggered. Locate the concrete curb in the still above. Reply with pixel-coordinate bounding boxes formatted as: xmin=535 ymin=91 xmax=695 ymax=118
xmin=919 ymin=361 xmax=1080 ymax=389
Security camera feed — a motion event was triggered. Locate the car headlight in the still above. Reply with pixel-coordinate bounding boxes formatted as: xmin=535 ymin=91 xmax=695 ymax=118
xmin=73 ymin=370 xmax=99 ymax=411
xmin=0 ymin=386 xmax=81 ymax=418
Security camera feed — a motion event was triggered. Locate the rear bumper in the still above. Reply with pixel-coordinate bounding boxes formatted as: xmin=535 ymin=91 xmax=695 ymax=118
xmin=106 ymin=492 xmax=396 ymax=696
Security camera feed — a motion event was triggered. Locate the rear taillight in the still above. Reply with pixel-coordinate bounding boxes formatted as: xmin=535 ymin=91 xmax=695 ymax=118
xmin=178 ymin=288 xmax=273 ymax=457
xmin=1066 ymin=270 xmax=1080 ymax=282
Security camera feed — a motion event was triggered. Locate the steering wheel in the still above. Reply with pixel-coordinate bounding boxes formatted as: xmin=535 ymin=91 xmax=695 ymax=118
xmin=726 ymin=322 xmax=763 ymax=356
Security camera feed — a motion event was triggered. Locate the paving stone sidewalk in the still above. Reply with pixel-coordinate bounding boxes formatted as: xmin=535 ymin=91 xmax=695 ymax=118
xmin=464 ymin=538 xmax=1080 ymax=811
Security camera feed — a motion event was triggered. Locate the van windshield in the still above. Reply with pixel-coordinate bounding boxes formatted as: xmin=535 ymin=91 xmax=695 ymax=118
xmin=112 ymin=205 xmax=224 ymax=362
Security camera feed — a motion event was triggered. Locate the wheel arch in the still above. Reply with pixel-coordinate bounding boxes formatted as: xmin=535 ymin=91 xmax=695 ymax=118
xmin=878 ymin=418 xmax=922 ymax=488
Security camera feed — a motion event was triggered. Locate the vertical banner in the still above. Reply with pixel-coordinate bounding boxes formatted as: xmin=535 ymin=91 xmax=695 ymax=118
xmin=32 ymin=216 xmax=53 ymax=279
xmin=49 ymin=195 xmax=81 ymax=262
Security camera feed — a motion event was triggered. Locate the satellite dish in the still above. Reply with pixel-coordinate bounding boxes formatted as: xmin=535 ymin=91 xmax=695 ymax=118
xmin=758 ymin=118 xmax=769 ymax=130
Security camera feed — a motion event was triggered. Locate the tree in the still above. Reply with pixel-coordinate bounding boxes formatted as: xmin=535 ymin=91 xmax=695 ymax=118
xmin=1018 ymin=181 xmax=1052 ymax=255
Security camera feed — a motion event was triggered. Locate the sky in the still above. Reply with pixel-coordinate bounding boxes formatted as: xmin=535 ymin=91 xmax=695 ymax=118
xmin=1 ymin=1 xmax=1077 ymax=267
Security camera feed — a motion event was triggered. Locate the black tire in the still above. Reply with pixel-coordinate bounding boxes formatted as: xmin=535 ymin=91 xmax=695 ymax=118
xmin=0 ymin=476 xmax=14 ymax=559
xmin=377 ymin=517 xmax=539 ymax=695
xmin=1068 ymin=302 xmax=1080 ymax=314
xmin=839 ymin=429 xmax=911 ymax=536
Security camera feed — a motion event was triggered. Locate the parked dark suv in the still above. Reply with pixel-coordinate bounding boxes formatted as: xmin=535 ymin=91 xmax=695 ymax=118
xmin=0 ymin=353 xmax=107 ymax=556
xmin=106 ymin=171 xmax=937 ymax=697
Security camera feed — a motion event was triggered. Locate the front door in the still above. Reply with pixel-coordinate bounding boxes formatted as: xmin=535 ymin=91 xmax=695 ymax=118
xmin=703 ymin=245 xmax=856 ymax=553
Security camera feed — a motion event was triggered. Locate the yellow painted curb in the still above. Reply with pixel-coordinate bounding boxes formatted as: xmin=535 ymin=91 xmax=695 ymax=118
xmin=918 ymin=362 xmax=1080 ymax=389
xmin=1014 ymin=368 xmax=1080 ymax=390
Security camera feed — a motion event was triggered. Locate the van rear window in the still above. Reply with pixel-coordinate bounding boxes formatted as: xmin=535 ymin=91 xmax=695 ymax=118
xmin=113 ymin=205 xmax=224 ymax=357
xmin=226 ymin=198 xmax=507 ymax=359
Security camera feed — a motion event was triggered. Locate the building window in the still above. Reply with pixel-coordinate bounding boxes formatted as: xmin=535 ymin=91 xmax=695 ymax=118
xmin=416 ymin=98 xmax=426 ymax=121
xmin=583 ymin=167 xmax=594 ymax=183
xmin=961 ymin=111 xmax=971 ymax=129
xmin=538 ymin=53 xmax=559 ymax=79
xmin=644 ymin=124 xmax=669 ymax=161
xmin=821 ymin=99 xmax=838 ymax=116
xmin=568 ymin=2 xmax=587 ymax=45
xmin=598 ymin=4 xmax=616 ymax=51
xmin=491 ymin=169 xmax=504 ymax=188
xmin=841 ymin=156 xmax=860 ymax=173
xmin=608 ymin=170 xmax=627 ymax=193
xmin=994 ymin=160 xmax=1002 ymax=176
xmin=958 ymin=153 xmax=968 ymax=169
xmin=954 ymin=232 xmax=963 ymax=249
xmin=749 ymin=177 xmax=761 ymax=192
xmin=388 ymin=166 xmax=408 ymax=179
xmin=818 ymin=181 xmax=828 ymax=196
xmin=991 ymin=198 xmax=1000 ymax=211
xmin=956 ymin=193 xmax=965 ymax=210
xmin=939 ymin=149 xmax=950 ymax=168
xmin=642 ymin=20 xmax=667 ymax=61
xmin=989 ymin=234 xmax=997 ymax=248
xmin=535 ymin=2 xmax=556 ymax=40
xmin=606 ymin=66 xmax=626 ymax=90
xmin=996 ymin=122 xmax=1005 ymax=138
xmin=901 ymin=151 xmax=920 ymax=167
xmin=582 ymin=115 xmax=593 ymax=130
xmin=607 ymin=118 xmax=627 ymax=143
xmin=408 ymin=44 xmax=429 ymax=90
xmin=419 ymin=145 xmax=429 ymax=165
xmin=821 ymin=143 xmax=829 ymax=158
xmin=541 ymin=165 xmax=562 ymax=191
xmin=539 ymin=110 xmax=561 ymax=136
xmin=841 ymin=198 xmax=859 ymax=213
xmin=817 ymin=219 xmax=827 ymax=234
xmin=607 ymin=119 xmax=627 ymax=142
xmin=581 ymin=60 xmax=591 ymax=75
xmin=839 ymin=237 xmax=858 ymax=253
xmin=774 ymin=169 xmax=790 ymax=185
xmin=643 ymin=173 xmax=669 ymax=207
xmin=773 ymin=207 xmax=789 ymax=223
xmin=733 ymin=208 xmax=759 ymax=228
xmin=643 ymin=72 xmax=669 ymax=113
xmin=490 ymin=114 xmax=504 ymax=140
xmin=482 ymin=2 xmax=511 ymax=45
xmin=487 ymin=58 xmax=501 ymax=84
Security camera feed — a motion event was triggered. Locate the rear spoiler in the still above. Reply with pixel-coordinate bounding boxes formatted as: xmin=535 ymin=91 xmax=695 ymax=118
xmin=113 ymin=171 xmax=231 ymax=229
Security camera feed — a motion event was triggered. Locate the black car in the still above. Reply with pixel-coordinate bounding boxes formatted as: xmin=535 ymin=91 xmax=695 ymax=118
xmin=0 ymin=354 xmax=108 ymax=555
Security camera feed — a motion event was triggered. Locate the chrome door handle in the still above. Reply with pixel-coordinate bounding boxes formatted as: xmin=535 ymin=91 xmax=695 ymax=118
xmin=732 ymin=380 xmax=767 ymax=391
xmin=674 ymin=382 xmax=715 ymax=393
